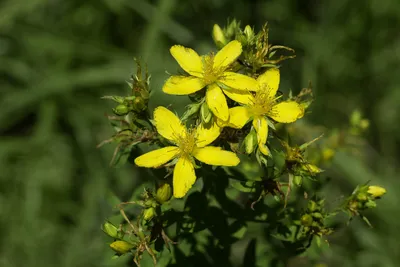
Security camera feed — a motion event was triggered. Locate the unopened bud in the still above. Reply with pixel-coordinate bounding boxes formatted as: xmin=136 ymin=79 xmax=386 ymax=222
xmin=244 ymin=25 xmax=254 ymax=40
xmin=156 ymin=183 xmax=172 ymax=204
xmin=143 ymin=207 xmax=156 ymax=221
xmin=212 ymin=24 xmax=227 ymax=48
xmin=356 ymin=192 xmax=368 ymax=201
xmin=110 ymin=240 xmax=134 ymax=254
xmin=300 ymin=214 xmax=313 ymax=226
xmin=133 ymin=96 xmax=146 ymax=112
xmin=312 ymin=212 xmax=323 ymax=219
xmin=307 ymin=200 xmax=318 ymax=212
xmin=294 ymin=175 xmax=302 ymax=186
xmin=144 ymin=199 xmax=157 ymax=208
xmin=302 ymin=163 xmax=322 ymax=176
xmin=365 ymin=200 xmax=377 ymax=209
xmin=348 ymin=200 xmax=359 ymax=211
xmin=244 ymin=130 xmax=257 ymax=154
xmin=113 ymin=104 xmax=129 ymax=116
xmin=102 ymin=221 xmax=119 ymax=239
xmin=200 ymin=102 xmax=212 ymax=124
xmin=367 ymin=186 xmax=386 ymax=198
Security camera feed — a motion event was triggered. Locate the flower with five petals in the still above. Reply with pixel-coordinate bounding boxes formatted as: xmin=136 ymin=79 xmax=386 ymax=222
xmin=221 ymin=68 xmax=304 ymax=155
xmin=134 ymin=107 xmax=240 ymax=198
xmin=162 ymin=41 xmax=258 ymax=122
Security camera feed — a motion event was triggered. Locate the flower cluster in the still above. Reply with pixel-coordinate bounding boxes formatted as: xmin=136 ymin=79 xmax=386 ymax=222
xmin=99 ymin=20 xmax=387 ymax=266
xmin=135 ymin=36 xmax=304 ymax=198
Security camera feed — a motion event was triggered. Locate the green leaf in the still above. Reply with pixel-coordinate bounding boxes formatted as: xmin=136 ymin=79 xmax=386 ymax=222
xmin=230 ymin=180 xmax=255 ymax=193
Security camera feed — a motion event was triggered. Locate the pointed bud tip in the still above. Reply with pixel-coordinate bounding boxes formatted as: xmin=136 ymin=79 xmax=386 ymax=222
xmin=110 ymin=241 xmax=134 ymax=254
xmin=367 ymin=186 xmax=386 ymax=198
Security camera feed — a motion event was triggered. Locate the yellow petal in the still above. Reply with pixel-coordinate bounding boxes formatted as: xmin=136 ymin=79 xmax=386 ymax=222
xmin=269 ymin=101 xmax=304 ymax=123
xmin=193 ymin=146 xmax=240 ymax=166
xmin=173 ymin=156 xmax=196 ymax=198
xmin=206 ymin=83 xmax=229 ymax=121
xmin=367 ymin=185 xmax=387 ymax=198
xmin=162 ymin=76 xmax=206 ymax=95
xmin=257 ymin=68 xmax=280 ymax=98
xmin=222 ymin=88 xmax=255 ymax=105
xmin=258 ymin=144 xmax=270 ymax=155
xmin=195 ymin=121 xmax=222 ymax=148
xmin=252 ymin=116 xmax=268 ymax=146
xmin=154 ymin=106 xmax=187 ymax=142
xmin=170 ymin=45 xmax=204 ymax=77
xmin=218 ymin=72 xmax=258 ymax=91
xmin=215 ymin=116 xmax=228 ymax=128
xmin=227 ymin=106 xmax=251 ymax=129
xmin=213 ymin=40 xmax=242 ymax=71
xmin=134 ymin=146 xmax=179 ymax=167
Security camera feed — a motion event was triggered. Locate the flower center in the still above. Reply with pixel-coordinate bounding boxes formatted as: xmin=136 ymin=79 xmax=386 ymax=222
xmin=249 ymin=91 xmax=274 ymax=116
xmin=177 ymin=128 xmax=196 ymax=157
xmin=202 ymin=54 xmax=222 ymax=85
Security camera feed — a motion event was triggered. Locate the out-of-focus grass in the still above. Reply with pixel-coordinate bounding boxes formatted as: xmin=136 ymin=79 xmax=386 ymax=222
xmin=0 ymin=0 xmax=399 ymax=266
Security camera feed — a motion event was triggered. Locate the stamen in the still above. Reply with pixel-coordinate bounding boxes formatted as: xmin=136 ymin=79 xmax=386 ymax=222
xmin=249 ymin=86 xmax=275 ymax=116
xmin=177 ymin=127 xmax=196 ymax=157
xmin=202 ymin=53 xmax=222 ymax=85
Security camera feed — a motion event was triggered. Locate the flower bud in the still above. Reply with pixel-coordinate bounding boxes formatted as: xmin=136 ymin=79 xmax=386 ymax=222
xmin=294 ymin=175 xmax=302 ymax=186
xmin=156 ymin=183 xmax=172 ymax=204
xmin=302 ymin=163 xmax=322 ymax=176
xmin=200 ymin=102 xmax=212 ymax=124
xmin=102 ymin=221 xmax=119 ymax=239
xmin=133 ymin=96 xmax=146 ymax=112
xmin=109 ymin=240 xmax=134 ymax=254
xmin=244 ymin=130 xmax=257 ymax=154
xmin=356 ymin=192 xmax=368 ymax=201
xmin=244 ymin=25 xmax=254 ymax=40
xmin=113 ymin=104 xmax=129 ymax=116
xmin=348 ymin=200 xmax=358 ymax=212
xmin=212 ymin=24 xmax=227 ymax=48
xmin=367 ymin=185 xmax=386 ymax=198
xmin=307 ymin=200 xmax=318 ymax=212
xmin=139 ymin=89 xmax=150 ymax=101
xmin=312 ymin=212 xmax=323 ymax=220
xmin=365 ymin=200 xmax=377 ymax=209
xmin=144 ymin=199 xmax=157 ymax=208
xmin=143 ymin=207 xmax=156 ymax=221
xmin=300 ymin=214 xmax=313 ymax=226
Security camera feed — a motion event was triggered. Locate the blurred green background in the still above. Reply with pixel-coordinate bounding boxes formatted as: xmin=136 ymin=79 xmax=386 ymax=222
xmin=1 ymin=0 xmax=399 ymax=266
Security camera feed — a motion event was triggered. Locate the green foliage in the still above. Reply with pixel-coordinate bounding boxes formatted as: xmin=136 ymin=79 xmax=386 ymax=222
xmin=0 ymin=0 xmax=399 ymax=267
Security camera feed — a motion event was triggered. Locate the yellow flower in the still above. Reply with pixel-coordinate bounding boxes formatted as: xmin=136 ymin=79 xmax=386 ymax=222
xmin=367 ymin=185 xmax=386 ymax=198
xmin=134 ymin=107 xmax=240 ymax=198
xmin=162 ymin=41 xmax=258 ymax=122
xmin=222 ymin=68 xmax=304 ymax=155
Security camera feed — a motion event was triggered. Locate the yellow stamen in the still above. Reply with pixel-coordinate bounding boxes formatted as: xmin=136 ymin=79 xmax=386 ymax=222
xmin=202 ymin=54 xmax=222 ymax=85
xmin=176 ymin=128 xmax=196 ymax=157
xmin=249 ymin=84 xmax=283 ymax=117
xmin=249 ymin=91 xmax=273 ymax=116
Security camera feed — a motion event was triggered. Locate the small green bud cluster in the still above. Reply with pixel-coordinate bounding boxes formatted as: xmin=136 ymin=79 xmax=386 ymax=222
xmin=347 ymin=184 xmax=386 ymax=215
xmin=298 ymin=200 xmax=333 ymax=238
